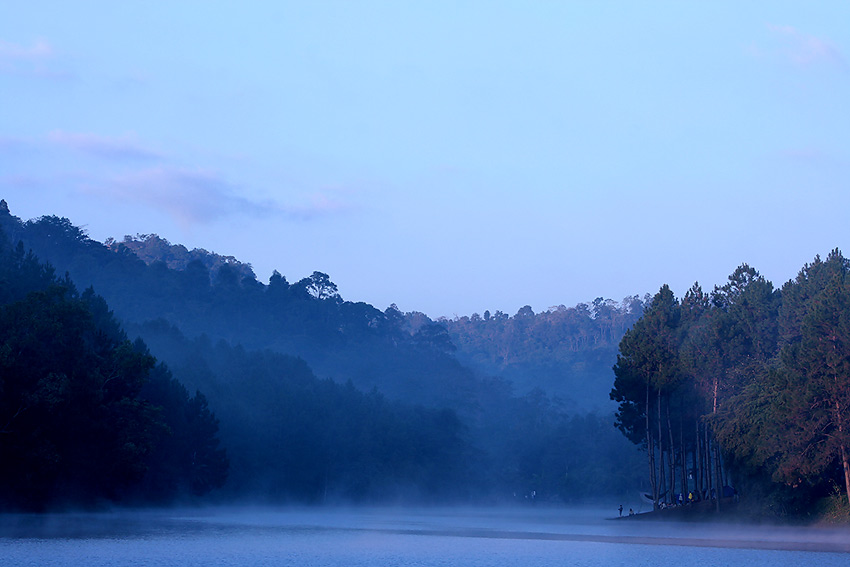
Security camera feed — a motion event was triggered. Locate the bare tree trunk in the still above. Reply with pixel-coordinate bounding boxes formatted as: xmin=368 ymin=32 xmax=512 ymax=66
xmin=679 ymin=400 xmax=687 ymax=502
xmin=842 ymin=444 xmax=850 ymax=507
xmin=711 ymin=371 xmax=721 ymax=511
xmin=834 ymin=395 xmax=850 ymax=507
xmin=714 ymin=440 xmax=723 ymax=513
xmin=694 ymin=420 xmax=702 ymax=498
xmin=690 ymin=421 xmax=698 ymax=501
xmin=646 ymin=382 xmax=657 ymax=506
xmin=658 ymin=388 xmax=665 ymax=507
xmin=666 ymin=396 xmax=675 ymax=504
xmin=704 ymin=422 xmax=712 ymax=500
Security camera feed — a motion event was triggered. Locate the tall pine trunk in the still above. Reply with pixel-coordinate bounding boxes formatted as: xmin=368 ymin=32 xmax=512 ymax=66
xmin=704 ymin=422 xmax=712 ymax=500
xmin=841 ymin=444 xmax=850 ymax=506
xmin=657 ymin=388 xmax=665 ymax=506
xmin=679 ymin=400 xmax=687 ymax=501
xmin=692 ymin=420 xmax=699 ymax=500
xmin=646 ymin=381 xmax=657 ymax=506
xmin=666 ymin=395 xmax=675 ymax=503
xmin=714 ymin=439 xmax=723 ymax=512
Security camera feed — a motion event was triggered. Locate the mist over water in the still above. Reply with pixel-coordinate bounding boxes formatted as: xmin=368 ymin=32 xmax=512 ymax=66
xmin=2 ymin=506 xmax=849 ymax=566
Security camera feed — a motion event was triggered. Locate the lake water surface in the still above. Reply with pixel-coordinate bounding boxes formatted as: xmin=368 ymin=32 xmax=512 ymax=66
xmin=1 ymin=506 xmax=849 ymax=566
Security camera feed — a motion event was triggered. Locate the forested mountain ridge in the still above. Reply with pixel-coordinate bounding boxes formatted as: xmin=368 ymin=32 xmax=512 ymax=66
xmin=0 ymin=205 xmax=479 ymax=408
xmin=441 ymin=297 xmax=647 ymax=410
xmin=0 ymin=227 xmax=478 ymax=506
xmin=0 ymin=228 xmax=228 ymax=510
xmin=0 ymin=200 xmax=646 ymax=505
xmin=8 ymin=197 xmax=846 ymax=517
xmin=0 ymin=202 xmax=639 ymax=411
xmin=106 ymin=233 xmax=256 ymax=283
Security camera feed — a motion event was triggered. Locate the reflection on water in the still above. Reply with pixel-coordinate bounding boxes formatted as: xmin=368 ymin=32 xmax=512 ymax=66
xmin=1 ymin=507 xmax=849 ymax=567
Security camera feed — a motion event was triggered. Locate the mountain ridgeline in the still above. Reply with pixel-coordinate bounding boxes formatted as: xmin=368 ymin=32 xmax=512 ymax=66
xmin=0 ymin=202 xmax=646 ymax=509
xmin=8 ymin=202 xmax=848 ymax=517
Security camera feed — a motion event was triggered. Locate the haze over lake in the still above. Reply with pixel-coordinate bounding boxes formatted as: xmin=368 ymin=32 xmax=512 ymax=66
xmin=3 ymin=507 xmax=850 ymax=566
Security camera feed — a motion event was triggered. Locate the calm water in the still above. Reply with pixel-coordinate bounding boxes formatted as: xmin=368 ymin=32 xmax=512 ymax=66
xmin=1 ymin=506 xmax=849 ymax=566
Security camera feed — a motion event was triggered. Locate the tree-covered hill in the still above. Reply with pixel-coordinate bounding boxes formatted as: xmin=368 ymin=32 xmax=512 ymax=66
xmin=126 ymin=319 xmax=476 ymax=502
xmin=611 ymin=252 xmax=850 ymax=518
xmin=0 ymin=231 xmax=227 ymax=510
xmin=0 ymin=200 xmax=646 ymax=505
xmin=107 ymin=233 xmax=256 ymax=283
xmin=438 ymin=298 xmax=647 ymax=410
xmin=0 ymin=206 xmax=481 ymax=409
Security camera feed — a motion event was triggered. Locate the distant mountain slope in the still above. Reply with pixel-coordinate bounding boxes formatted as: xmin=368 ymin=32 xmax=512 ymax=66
xmin=0 ymin=201 xmax=644 ymax=411
xmin=0 ymin=205 xmax=481 ymax=409
xmin=0 ymin=200 xmax=646 ymax=502
xmin=107 ymin=233 xmax=256 ymax=283
xmin=425 ymin=299 xmax=646 ymax=410
xmin=0 ymin=219 xmax=227 ymax=510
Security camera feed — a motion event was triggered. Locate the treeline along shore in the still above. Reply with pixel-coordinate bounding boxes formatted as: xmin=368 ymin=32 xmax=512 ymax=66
xmin=2 ymin=198 xmax=848 ymax=521
xmin=612 ymin=251 xmax=850 ymax=520
xmin=0 ymin=201 xmax=644 ymax=511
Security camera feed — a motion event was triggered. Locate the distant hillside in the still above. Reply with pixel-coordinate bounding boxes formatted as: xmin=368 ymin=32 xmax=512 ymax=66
xmin=0 ymin=207 xmax=478 ymax=409
xmin=0 ymin=202 xmax=647 ymax=411
xmin=0 ymin=202 xmax=641 ymax=500
xmin=0 ymin=218 xmax=227 ymax=510
xmin=107 ymin=233 xmax=256 ymax=284
xmin=426 ymin=299 xmax=646 ymax=410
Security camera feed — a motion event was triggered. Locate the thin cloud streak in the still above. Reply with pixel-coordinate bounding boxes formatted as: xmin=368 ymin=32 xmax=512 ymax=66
xmin=1 ymin=131 xmax=352 ymax=225
xmin=0 ymin=135 xmax=33 ymax=153
xmin=0 ymin=38 xmax=53 ymax=60
xmin=0 ymin=37 xmax=73 ymax=79
xmin=766 ymin=24 xmax=848 ymax=72
xmin=81 ymin=166 xmax=348 ymax=226
xmin=48 ymin=130 xmax=163 ymax=162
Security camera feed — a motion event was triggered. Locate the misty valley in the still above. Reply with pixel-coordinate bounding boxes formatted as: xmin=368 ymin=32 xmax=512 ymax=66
xmin=2 ymin=201 xmax=850 ymax=562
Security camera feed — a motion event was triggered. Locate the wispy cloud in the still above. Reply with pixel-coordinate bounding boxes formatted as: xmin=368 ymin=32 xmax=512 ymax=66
xmin=0 ymin=37 xmax=72 ymax=79
xmin=82 ymin=167 xmax=265 ymax=225
xmin=2 ymin=128 xmax=352 ymax=226
xmin=765 ymin=24 xmax=848 ymax=72
xmin=0 ymin=38 xmax=52 ymax=60
xmin=277 ymin=190 xmax=352 ymax=221
xmin=48 ymin=130 xmax=163 ymax=161
xmin=778 ymin=147 xmax=849 ymax=168
xmin=0 ymin=135 xmax=33 ymax=153
xmin=80 ymin=166 xmax=347 ymax=226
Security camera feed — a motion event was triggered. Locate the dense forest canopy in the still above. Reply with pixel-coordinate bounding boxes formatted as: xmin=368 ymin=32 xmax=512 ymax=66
xmin=0 ymin=231 xmax=227 ymax=510
xmin=7 ymin=199 xmax=850 ymax=518
xmin=443 ymin=297 xmax=646 ymax=410
xmin=0 ymin=201 xmax=646 ymax=509
xmin=106 ymin=233 xmax=257 ymax=283
xmin=611 ymin=253 xmax=850 ymax=516
xmin=5 ymin=200 xmax=849 ymax=518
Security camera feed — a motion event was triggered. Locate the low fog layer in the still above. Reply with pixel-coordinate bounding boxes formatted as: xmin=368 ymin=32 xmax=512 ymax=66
xmin=4 ymin=507 xmax=850 ymax=554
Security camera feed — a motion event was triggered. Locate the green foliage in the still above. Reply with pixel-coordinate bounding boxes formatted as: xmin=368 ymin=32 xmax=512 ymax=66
xmin=613 ymin=251 xmax=850 ymax=517
xmin=0 ymin=284 xmax=156 ymax=508
xmin=108 ymin=233 xmax=256 ymax=282
xmin=0 ymin=228 xmax=228 ymax=510
xmin=0 ymin=203 xmax=647 ymax=505
xmin=131 ymin=321 xmax=474 ymax=502
xmin=445 ymin=296 xmax=646 ymax=409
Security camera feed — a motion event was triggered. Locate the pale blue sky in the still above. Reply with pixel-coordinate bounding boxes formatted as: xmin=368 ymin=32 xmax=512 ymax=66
xmin=2 ymin=2 xmax=848 ymax=317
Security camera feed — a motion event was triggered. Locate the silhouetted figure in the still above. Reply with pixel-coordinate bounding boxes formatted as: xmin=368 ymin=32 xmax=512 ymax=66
xmin=618 ymin=504 xmax=623 ymax=517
